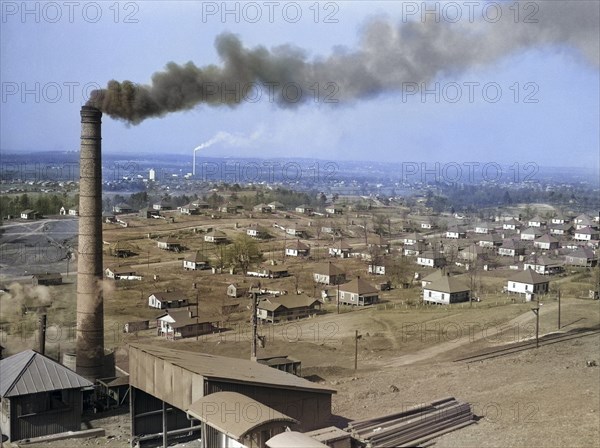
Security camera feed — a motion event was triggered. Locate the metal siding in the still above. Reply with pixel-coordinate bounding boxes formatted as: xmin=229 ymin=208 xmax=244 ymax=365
xmin=10 ymin=391 xmax=81 ymax=441
xmin=205 ymin=381 xmax=331 ymax=432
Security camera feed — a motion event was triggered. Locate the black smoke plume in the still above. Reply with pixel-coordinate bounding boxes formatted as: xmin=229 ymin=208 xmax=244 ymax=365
xmin=87 ymin=1 xmax=598 ymax=124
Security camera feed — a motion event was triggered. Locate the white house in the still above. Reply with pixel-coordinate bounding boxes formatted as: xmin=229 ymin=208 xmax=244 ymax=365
xmin=329 ymin=240 xmax=352 ymax=258
xmin=148 ymin=291 xmax=190 ymax=309
xmin=324 ymin=205 xmax=343 ymax=215
xmin=533 ymin=234 xmax=560 ymax=250
xmin=417 ymin=251 xmax=446 ymax=268
xmin=180 ymin=204 xmax=200 ymax=215
xmin=523 ymin=256 xmax=563 ymax=275
xmin=204 ymin=230 xmax=228 ymax=244
xmin=20 ymin=209 xmax=38 ymax=220
xmin=295 ymin=205 xmax=313 ymax=215
xmin=520 ymin=227 xmax=543 ymax=241
xmin=157 ymin=238 xmax=182 ymax=251
xmin=313 ymin=262 xmax=346 ymax=285
xmin=474 ymin=223 xmax=493 ymax=234
xmin=574 ymin=214 xmax=595 ymax=230
xmin=68 ymin=207 xmax=79 ymax=216
xmin=499 ymin=239 xmax=526 ymax=257
xmin=506 ymin=269 xmax=549 ymax=297
xmin=478 ymin=233 xmax=502 ymax=248
xmin=286 ymin=227 xmax=307 ymax=238
xmin=574 ymin=226 xmax=599 ymax=242
xmin=403 ymin=233 xmax=424 ymax=245
xmin=502 ymin=219 xmax=521 ymax=230
xmin=268 ymin=201 xmax=285 ymax=210
xmin=183 ymin=251 xmax=210 ymax=270
xmin=285 ymin=240 xmax=310 ymax=257
xmin=549 ymin=223 xmax=573 ymax=236
xmin=247 ymin=225 xmax=269 ymax=239
xmin=105 ymin=266 xmax=142 ymax=280
xmin=528 ymin=216 xmax=546 ymax=227
xmin=423 ymin=275 xmax=470 ymax=305
xmin=253 ymin=203 xmax=273 ymax=213
xmin=446 ymin=227 xmax=466 ymax=239
xmin=337 ymin=277 xmax=379 ymax=306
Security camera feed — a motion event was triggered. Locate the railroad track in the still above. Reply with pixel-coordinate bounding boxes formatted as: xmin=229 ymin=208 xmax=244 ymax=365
xmin=454 ymin=328 xmax=600 ymax=364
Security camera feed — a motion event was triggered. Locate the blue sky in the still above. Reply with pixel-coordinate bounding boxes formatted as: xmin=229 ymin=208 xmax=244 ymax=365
xmin=1 ymin=1 xmax=599 ymax=169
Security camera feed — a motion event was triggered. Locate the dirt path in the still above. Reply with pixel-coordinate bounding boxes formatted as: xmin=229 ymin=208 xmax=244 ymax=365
xmin=377 ymin=302 xmax=558 ymax=367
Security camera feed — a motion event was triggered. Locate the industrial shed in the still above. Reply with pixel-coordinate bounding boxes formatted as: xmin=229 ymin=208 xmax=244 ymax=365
xmin=0 ymin=350 xmax=92 ymax=442
xmin=128 ymin=344 xmax=336 ymax=447
xmin=187 ymin=391 xmax=298 ymax=448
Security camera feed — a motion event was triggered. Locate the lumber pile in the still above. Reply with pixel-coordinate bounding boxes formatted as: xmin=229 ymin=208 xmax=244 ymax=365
xmin=345 ymin=397 xmax=474 ymax=447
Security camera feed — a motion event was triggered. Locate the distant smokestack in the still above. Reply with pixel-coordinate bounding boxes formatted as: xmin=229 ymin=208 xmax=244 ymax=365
xmin=37 ymin=313 xmax=46 ymax=356
xmin=76 ymin=106 xmax=104 ymax=380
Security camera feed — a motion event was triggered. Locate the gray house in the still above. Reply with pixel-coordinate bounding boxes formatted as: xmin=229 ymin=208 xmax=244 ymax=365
xmin=0 ymin=350 xmax=92 ymax=442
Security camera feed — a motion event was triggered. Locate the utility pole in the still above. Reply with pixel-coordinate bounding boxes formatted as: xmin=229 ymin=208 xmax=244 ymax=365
xmin=531 ymin=304 xmax=540 ymax=348
xmin=557 ymin=289 xmax=561 ymax=330
xmin=354 ymin=330 xmax=361 ymax=370
xmin=196 ymin=291 xmax=199 ymax=342
xmin=251 ymin=293 xmax=257 ymax=361
xmin=337 ymin=284 xmax=340 ymax=314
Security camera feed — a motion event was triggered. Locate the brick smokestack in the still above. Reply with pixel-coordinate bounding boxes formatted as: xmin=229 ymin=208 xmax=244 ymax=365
xmin=76 ymin=106 xmax=104 ymax=380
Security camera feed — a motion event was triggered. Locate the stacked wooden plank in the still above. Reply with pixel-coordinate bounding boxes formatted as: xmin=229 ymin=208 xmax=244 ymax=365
xmin=346 ymin=397 xmax=474 ymax=447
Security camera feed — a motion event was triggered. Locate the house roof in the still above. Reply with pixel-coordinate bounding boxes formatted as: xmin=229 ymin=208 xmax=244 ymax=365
xmin=128 ymin=344 xmax=336 ymax=394
xmin=107 ymin=266 xmax=137 ymax=274
xmin=288 ymin=240 xmax=309 ymax=250
xmin=330 ymin=240 xmax=352 ymax=250
xmin=508 ymin=268 xmax=549 ymax=284
xmin=501 ymin=239 xmax=524 ymax=249
xmin=186 ymin=250 xmax=209 ymax=263
xmin=575 ymin=226 xmax=599 ymax=235
xmin=422 ymin=270 xmax=446 ymax=283
xmin=186 ymin=392 xmax=297 ymax=441
xmin=419 ymin=251 xmax=445 ymax=259
xmin=535 ymin=234 xmax=559 ymax=243
xmin=0 ymin=350 xmax=92 ymax=397
xmin=567 ymin=247 xmax=597 ymax=259
xmin=425 ymin=276 xmax=470 ymax=294
xmin=313 ymin=262 xmax=345 ymax=276
xmin=157 ymin=237 xmax=179 ymax=244
xmin=525 ymin=256 xmax=562 ymax=267
xmin=339 ymin=278 xmax=378 ymax=295
xmin=32 ymin=272 xmax=62 ymax=280
xmin=150 ymin=291 xmax=187 ymax=301
xmin=521 ymin=227 xmax=543 ymax=235
xmin=259 ymin=295 xmax=321 ymax=312
xmin=206 ymin=230 xmax=227 ymax=237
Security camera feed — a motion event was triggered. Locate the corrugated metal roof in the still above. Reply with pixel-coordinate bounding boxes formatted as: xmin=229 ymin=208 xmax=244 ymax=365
xmin=186 ymin=392 xmax=297 ymax=440
xmin=0 ymin=350 xmax=92 ymax=397
xmin=129 ymin=344 xmax=336 ymax=394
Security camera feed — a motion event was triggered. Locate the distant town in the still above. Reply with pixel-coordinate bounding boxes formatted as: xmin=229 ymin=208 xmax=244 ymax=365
xmin=1 ymin=149 xmax=599 ymax=448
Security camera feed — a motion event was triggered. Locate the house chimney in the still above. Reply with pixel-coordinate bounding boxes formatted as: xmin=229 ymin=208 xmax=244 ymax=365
xmin=76 ymin=106 xmax=104 ymax=380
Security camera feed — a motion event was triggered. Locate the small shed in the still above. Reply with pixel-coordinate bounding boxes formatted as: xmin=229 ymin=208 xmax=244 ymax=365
xmin=0 ymin=350 xmax=93 ymax=442
xmin=32 ymin=272 xmax=62 ymax=286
